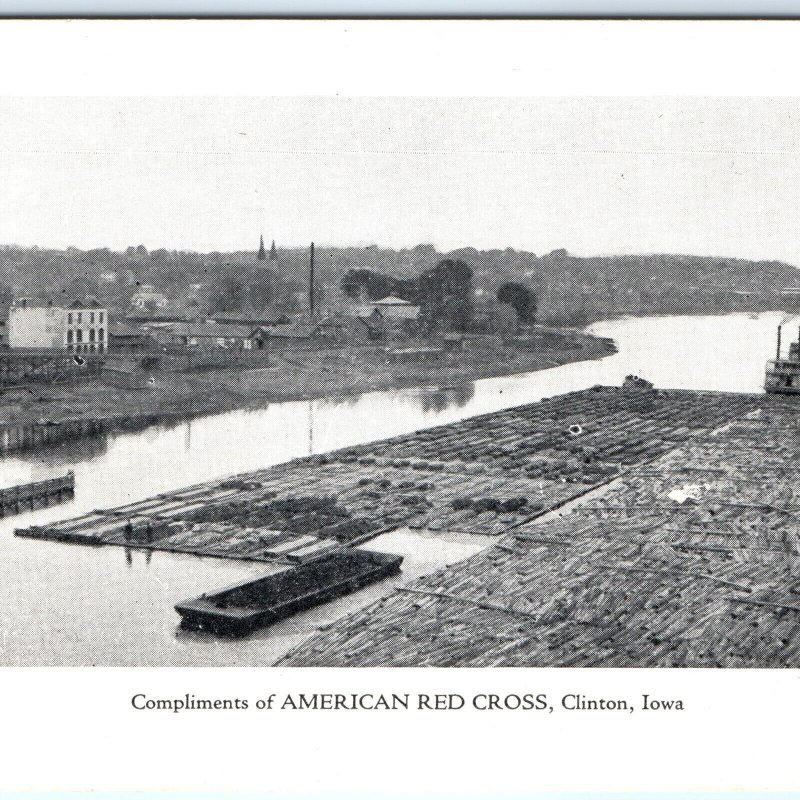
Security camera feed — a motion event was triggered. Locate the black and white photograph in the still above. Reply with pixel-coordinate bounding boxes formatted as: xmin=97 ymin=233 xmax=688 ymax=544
xmin=6 ymin=89 xmax=800 ymax=667
xmin=3 ymin=17 xmax=800 ymax=800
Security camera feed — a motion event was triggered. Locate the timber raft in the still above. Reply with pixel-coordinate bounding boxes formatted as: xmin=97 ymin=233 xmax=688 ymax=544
xmin=1 ymin=472 xmax=74 ymax=517
xmin=16 ymin=383 xmax=800 ymax=665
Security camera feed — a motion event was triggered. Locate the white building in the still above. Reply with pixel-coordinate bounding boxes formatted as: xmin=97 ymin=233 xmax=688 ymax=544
xmin=9 ymin=297 xmax=108 ymax=353
xmin=131 ymin=284 xmax=169 ymax=309
xmin=353 ymin=295 xmax=421 ymax=321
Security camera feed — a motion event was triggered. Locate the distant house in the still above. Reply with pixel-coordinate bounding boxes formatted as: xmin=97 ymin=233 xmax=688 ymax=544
xmin=146 ymin=324 xmax=186 ymax=348
xmin=130 ymin=285 xmax=169 ymax=309
xmin=9 ymin=296 xmax=107 ymax=353
xmin=266 ymin=322 xmax=319 ymax=345
xmin=315 ymin=314 xmax=372 ymax=344
xmin=354 ymin=296 xmax=421 ymax=321
xmin=169 ymin=322 xmax=267 ymax=350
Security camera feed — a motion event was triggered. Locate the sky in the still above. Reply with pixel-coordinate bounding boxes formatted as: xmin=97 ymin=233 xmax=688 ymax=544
xmin=2 ymin=96 xmax=800 ymax=264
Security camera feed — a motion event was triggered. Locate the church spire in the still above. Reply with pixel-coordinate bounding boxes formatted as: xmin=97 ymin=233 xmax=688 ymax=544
xmin=270 ymin=239 xmax=277 ymax=261
xmin=257 ymin=235 xmax=266 ymax=260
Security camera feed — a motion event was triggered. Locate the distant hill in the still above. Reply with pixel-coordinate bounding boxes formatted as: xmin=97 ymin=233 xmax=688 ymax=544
xmin=0 ymin=242 xmax=797 ymax=326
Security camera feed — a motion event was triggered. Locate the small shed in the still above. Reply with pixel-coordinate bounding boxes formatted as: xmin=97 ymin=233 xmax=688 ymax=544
xmin=265 ymin=323 xmax=318 ymax=348
xmin=109 ymin=322 xmax=155 ymax=352
xmin=316 ymin=314 xmax=372 ymax=344
xmin=171 ymin=322 xmax=258 ymax=349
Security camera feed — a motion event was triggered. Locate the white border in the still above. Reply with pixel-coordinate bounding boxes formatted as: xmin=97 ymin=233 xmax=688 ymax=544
xmin=0 ymin=20 xmax=797 ymax=97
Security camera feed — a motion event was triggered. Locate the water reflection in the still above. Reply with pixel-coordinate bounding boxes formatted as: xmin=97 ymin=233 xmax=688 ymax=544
xmin=124 ymin=547 xmax=153 ymax=567
xmin=0 ymin=312 xmax=793 ymax=665
xmin=416 ymin=383 xmax=476 ymax=414
xmin=0 ymin=311 xmax=791 ymax=521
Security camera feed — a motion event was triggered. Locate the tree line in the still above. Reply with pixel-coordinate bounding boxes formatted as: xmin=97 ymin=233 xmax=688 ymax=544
xmin=342 ymin=260 xmax=537 ymax=333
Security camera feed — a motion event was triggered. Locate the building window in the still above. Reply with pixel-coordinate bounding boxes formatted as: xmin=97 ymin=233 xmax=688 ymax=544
xmin=99 ymin=312 xmax=104 ymax=323
xmin=89 ymin=329 xmax=95 ymax=342
xmin=76 ymin=329 xmax=83 ymax=343
xmin=98 ymin=327 xmax=105 ymax=341
xmin=77 ymin=312 xmax=82 ymax=324
xmin=90 ymin=312 xmax=94 ymax=324
xmin=89 ymin=344 xmax=95 ymax=353
xmin=68 ymin=313 xmax=72 ymax=324
xmin=67 ymin=330 xmax=73 ymax=344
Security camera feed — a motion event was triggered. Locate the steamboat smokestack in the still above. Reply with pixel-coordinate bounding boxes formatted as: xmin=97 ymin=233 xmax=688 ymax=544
xmin=309 ymin=242 xmax=315 ymax=319
xmin=777 ymin=325 xmax=782 ymax=359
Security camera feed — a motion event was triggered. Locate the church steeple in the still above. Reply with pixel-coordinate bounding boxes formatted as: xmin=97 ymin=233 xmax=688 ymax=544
xmin=270 ymin=239 xmax=277 ymax=261
xmin=257 ymin=235 xmax=266 ymax=260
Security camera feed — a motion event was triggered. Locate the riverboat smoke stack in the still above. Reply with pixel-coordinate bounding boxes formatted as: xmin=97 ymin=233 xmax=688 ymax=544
xmin=309 ymin=242 xmax=316 ymax=319
xmin=777 ymin=325 xmax=782 ymax=359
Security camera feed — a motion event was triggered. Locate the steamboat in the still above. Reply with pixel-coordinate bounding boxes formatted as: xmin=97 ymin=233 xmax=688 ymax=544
xmin=765 ymin=324 xmax=800 ymax=394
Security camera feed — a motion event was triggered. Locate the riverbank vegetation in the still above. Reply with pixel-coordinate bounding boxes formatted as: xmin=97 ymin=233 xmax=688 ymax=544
xmin=0 ymin=330 xmax=615 ymax=429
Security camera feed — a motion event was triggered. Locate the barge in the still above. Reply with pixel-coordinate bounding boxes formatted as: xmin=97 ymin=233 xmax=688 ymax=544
xmin=175 ymin=548 xmax=403 ymax=636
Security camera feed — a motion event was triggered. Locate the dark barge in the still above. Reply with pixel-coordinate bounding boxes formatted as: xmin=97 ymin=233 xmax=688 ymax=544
xmin=175 ymin=548 xmax=403 ymax=636
xmin=0 ymin=471 xmax=74 ymax=517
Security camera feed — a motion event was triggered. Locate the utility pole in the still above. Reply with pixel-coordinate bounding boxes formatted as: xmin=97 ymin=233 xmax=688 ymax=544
xmin=309 ymin=242 xmax=316 ymax=319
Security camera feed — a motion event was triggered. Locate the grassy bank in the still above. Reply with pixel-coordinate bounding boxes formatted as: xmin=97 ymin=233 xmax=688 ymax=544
xmin=0 ymin=329 xmax=616 ymax=434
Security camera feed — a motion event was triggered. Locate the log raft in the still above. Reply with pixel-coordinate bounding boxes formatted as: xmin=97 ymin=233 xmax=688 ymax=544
xmin=280 ymin=393 xmax=800 ymax=668
xmin=16 ymin=384 xmax=800 ymax=663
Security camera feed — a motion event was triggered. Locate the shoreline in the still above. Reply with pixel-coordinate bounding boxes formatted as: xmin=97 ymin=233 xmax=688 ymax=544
xmin=0 ymin=330 xmax=616 ymax=455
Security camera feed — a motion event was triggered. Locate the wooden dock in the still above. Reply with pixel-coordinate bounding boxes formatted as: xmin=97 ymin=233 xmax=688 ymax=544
xmin=0 ymin=472 xmax=74 ymax=517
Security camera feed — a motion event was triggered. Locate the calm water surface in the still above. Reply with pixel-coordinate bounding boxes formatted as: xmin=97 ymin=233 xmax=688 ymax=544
xmin=0 ymin=312 xmax=789 ymax=665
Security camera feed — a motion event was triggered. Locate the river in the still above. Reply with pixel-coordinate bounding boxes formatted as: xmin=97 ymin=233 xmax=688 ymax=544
xmin=0 ymin=311 xmax=789 ymax=665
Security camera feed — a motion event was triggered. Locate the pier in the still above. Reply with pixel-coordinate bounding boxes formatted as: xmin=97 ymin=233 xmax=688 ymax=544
xmin=0 ymin=472 xmax=74 ymax=517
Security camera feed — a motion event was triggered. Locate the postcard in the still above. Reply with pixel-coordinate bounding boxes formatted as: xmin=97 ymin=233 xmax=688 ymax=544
xmin=0 ymin=18 xmax=798 ymax=796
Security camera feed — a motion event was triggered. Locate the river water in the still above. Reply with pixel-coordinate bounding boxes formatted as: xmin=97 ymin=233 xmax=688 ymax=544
xmin=0 ymin=312 xmax=790 ymax=665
